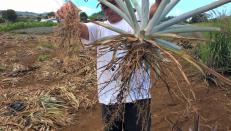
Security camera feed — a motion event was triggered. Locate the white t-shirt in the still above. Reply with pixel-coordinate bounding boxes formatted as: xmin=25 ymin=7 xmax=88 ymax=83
xmin=83 ymin=19 xmax=151 ymax=105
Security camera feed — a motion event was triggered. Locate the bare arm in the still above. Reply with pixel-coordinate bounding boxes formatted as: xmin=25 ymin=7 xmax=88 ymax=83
xmin=150 ymin=0 xmax=162 ymax=18
xmin=79 ymin=23 xmax=89 ymax=40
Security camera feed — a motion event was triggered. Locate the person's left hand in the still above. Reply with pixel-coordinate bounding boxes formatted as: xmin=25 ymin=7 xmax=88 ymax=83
xmin=56 ymin=1 xmax=80 ymax=19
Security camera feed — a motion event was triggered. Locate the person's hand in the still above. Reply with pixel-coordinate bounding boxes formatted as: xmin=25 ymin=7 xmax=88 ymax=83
xmin=56 ymin=1 xmax=80 ymax=19
xmin=56 ymin=2 xmax=89 ymax=40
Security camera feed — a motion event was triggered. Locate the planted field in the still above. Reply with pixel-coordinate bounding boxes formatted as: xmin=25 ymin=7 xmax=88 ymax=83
xmin=0 ymin=22 xmax=57 ymax=32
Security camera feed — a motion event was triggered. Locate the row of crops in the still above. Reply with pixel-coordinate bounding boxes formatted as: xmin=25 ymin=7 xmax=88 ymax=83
xmin=0 ymin=21 xmax=57 ymax=32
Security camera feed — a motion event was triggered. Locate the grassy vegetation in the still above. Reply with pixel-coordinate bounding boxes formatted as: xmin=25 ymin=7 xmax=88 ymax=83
xmin=0 ymin=64 xmax=6 ymax=72
xmin=195 ymin=17 xmax=231 ymax=37
xmin=196 ymin=17 xmax=231 ymax=74
xmin=40 ymin=43 xmax=55 ymax=49
xmin=197 ymin=43 xmax=210 ymax=63
xmin=38 ymin=54 xmax=50 ymax=62
xmin=0 ymin=21 xmax=57 ymax=32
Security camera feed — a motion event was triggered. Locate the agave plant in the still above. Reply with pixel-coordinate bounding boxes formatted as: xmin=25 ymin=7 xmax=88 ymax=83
xmin=90 ymin=0 xmax=231 ymax=99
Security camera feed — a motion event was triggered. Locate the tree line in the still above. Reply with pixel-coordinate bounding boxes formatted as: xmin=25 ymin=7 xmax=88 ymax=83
xmin=0 ymin=9 xmax=212 ymax=24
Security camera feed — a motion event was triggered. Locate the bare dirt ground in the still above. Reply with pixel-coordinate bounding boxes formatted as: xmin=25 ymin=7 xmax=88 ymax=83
xmin=66 ymin=78 xmax=231 ymax=131
xmin=0 ymin=31 xmax=231 ymax=131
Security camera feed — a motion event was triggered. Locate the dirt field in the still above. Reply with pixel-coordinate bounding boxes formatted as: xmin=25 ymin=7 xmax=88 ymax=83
xmin=0 ymin=31 xmax=231 ymax=131
xmin=66 ymin=79 xmax=231 ymax=131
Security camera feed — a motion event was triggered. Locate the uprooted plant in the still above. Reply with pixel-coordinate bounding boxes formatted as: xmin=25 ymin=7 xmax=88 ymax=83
xmin=91 ymin=0 xmax=231 ymax=99
xmin=58 ymin=0 xmax=231 ymax=130
xmin=88 ymin=0 xmax=231 ymax=130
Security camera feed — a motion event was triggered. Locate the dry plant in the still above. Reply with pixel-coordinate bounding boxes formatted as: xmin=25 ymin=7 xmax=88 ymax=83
xmin=0 ymin=84 xmax=96 ymax=130
xmin=56 ymin=1 xmax=83 ymax=56
xmin=55 ymin=0 xmax=97 ymax=109
xmin=0 ymin=89 xmax=69 ymax=130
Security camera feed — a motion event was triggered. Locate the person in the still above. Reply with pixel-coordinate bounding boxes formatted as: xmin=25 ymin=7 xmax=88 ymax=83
xmin=57 ymin=0 xmax=161 ymax=131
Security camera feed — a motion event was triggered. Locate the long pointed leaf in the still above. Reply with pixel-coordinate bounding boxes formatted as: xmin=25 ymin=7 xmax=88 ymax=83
xmin=115 ymin=0 xmax=133 ymax=25
xmin=92 ymin=21 xmax=130 ymax=35
xmin=149 ymin=33 xmax=209 ymax=42
xmin=131 ymin=0 xmax=142 ymax=21
xmin=152 ymin=0 xmax=231 ymax=32
xmin=99 ymin=0 xmax=134 ymax=29
xmin=160 ymin=0 xmax=180 ymax=21
xmin=145 ymin=0 xmax=170 ymax=34
xmin=155 ymin=38 xmax=182 ymax=51
xmin=125 ymin=0 xmax=140 ymax=35
xmin=146 ymin=40 xmax=191 ymax=84
xmin=141 ymin=0 xmax=150 ymax=30
xmin=157 ymin=26 xmax=221 ymax=34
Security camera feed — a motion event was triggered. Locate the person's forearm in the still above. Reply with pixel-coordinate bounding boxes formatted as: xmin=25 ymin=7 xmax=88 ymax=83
xmin=150 ymin=0 xmax=162 ymax=18
xmin=79 ymin=23 xmax=89 ymax=40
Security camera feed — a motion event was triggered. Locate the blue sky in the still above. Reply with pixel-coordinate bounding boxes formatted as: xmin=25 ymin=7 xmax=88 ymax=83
xmin=0 ymin=0 xmax=230 ymax=16
xmin=72 ymin=0 xmax=231 ymax=16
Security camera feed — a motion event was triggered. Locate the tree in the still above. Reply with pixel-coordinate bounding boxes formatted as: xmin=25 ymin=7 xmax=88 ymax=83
xmin=89 ymin=11 xmax=106 ymax=21
xmin=162 ymin=16 xmax=174 ymax=22
xmin=37 ymin=16 xmax=41 ymax=22
xmin=80 ymin=12 xmax=88 ymax=22
xmin=190 ymin=13 xmax=208 ymax=23
xmin=46 ymin=12 xmax=55 ymax=18
xmin=0 ymin=18 xmax=5 ymax=23
xmin=2 ymin=9 xmax=17 ymax=22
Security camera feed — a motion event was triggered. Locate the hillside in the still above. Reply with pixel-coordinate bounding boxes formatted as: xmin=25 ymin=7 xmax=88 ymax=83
xmin=0 ymin=10 xmax=51 ymax=17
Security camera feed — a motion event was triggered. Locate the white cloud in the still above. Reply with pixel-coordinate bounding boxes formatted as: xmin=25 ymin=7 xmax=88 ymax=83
xmin=175 ymin=9 xmax=182 ymax=16
xmin=79 ymin=6 xmax=98 ymax=15
xmin=0 ymin=0 xmax=64 ymax=13
xmin=0 ymin=0 xmax=99 ymax=15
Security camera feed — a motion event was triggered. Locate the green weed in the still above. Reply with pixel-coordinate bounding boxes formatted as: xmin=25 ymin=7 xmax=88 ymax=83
xmin=0 ymin=65 xmax=6 ymax=72
xmin=0 ymin=22 xmax=57 ymax=32
xmin=197 ymin=17 xmax=231 ymax=74
xmin=41 ymin=43 xmax=55 ymax=49
xmin=38 ymin=54 xmax=50 ymax=62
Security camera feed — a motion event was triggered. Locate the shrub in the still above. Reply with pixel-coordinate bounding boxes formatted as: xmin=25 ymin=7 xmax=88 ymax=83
xmin=80 ymin=12 xmax=88 ymax=22
xmin=2 ymin=9 xmax=17 ymax=22
xmin=198 ymin=17 xmax=231 ymax=74
xmin=0 ymin=18 xmax=5 ymax=23
xmin=207 ymin=32 xmax=231 ymax=74
xmin=190 ymin=13 xmax=209 ymax=23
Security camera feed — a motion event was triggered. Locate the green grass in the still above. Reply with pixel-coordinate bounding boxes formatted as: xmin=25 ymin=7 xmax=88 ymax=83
xmin=0 ymin=22 xmax=57 ymax=32
xmin=197 ymin=33 xmax=231 ymax=65
xmin=197 ymin=43 xmax=210 ymax=63
xmin=38 ymin=54 xmax=50 ymax=62
xmin=0 ymin=64 xmax=6 ymax=72
xmin=40 ymin=43 xmax=55 ymax=49
xmin=196 ymin=17 xmax=231 ymax=73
